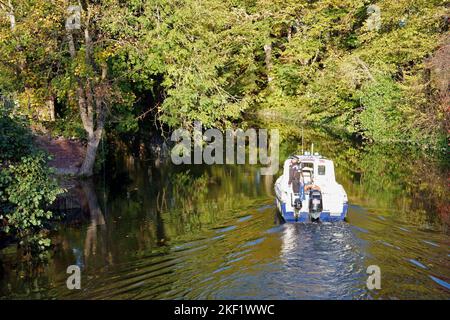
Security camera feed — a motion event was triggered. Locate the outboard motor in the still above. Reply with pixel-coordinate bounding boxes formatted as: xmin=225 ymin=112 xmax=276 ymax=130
xmin=294 ymin=197 xmax=302 ymax=210
xmin=293 ymin=197 xmax=302 ymax=220
xmin=308 ymin=189 xmax=323 ymax=220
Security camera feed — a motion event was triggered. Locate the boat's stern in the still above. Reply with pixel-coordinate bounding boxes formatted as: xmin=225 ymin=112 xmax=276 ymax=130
xmin=277 ymin=201 xmax=348 ymax=223
xmin=275 ymin=184 xmax=348 ymax=223
xmin=274 ymin=154 xmax=349 ymax=223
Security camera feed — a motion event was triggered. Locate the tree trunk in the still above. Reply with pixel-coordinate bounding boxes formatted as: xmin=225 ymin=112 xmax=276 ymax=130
xmin=264 ymin=43 xmax=273 ymax=83
xmin=66 ymin=4 xmax=108 ymax=177
xmin=2 ymin=0 xmax=16 ymax=31
xmin=67 ymin=7 xmax=108 ymax=177
xmin=46 ymin=96 xmax=55 ymax=121
xmin=78 ymin=129 xmax=102 ymax=176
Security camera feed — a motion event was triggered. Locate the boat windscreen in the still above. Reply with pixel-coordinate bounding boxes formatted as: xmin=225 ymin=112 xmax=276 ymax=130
xmin=301 ymin=162 xmax=314 ymax=169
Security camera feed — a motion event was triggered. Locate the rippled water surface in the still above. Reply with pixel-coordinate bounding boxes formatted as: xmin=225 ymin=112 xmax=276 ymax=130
xmin=1 ymin=130 xmax=449 ymax=299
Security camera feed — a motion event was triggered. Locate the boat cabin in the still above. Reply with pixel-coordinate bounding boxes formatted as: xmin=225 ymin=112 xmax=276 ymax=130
xmin=281 ymin=152 xmax=337 ymax=188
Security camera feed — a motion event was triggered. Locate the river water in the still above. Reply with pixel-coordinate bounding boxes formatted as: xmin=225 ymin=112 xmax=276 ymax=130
xmin=0 ymin=129 xmax=449 ymax=299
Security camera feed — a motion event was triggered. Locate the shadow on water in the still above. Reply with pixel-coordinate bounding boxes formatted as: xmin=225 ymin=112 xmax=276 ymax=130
xmin=0 ymin=127 xmax=449 ymax=299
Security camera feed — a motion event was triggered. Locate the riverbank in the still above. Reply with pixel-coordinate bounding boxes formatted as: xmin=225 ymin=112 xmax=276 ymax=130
xmin=34 ymin=135 xmax=85 ymax=176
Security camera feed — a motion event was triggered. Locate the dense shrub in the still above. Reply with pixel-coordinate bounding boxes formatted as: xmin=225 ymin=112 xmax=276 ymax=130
xmin=0 ymin=106 xmax=33 ymax=162
xmin=0 ymin=106 xmax=64 ymax=252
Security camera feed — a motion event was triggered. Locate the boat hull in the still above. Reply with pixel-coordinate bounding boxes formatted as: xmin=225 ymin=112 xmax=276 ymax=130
xmin=276 ymin=197 xmax=348 ymax=223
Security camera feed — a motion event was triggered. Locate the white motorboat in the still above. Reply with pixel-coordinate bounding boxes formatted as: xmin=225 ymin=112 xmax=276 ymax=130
xmin=274 ymin=152 xmax=348 ymax=222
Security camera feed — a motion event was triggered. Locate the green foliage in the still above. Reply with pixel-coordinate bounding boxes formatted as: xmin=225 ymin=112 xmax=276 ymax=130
xmin=44 ymin=109 xmax=86 ymax=140
xmin=0 ymin=152 xmax=64 ymax=251
xmin=0 ymin=106 xmax=64 ymax=252
xmin=0 ymin=0 xmax=65 ymax=118
xmin=0 ymin=105 xmax=33 ymax=161
xmin=0 ymin=0 xmax=448 ymax=146
xmin=256 ymin=0 xmax=448 ymax=145
xmin=114 ymin=0 xmax=262 ymax=129
xmin=357 ymin=76 xmax=404 ymax=142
